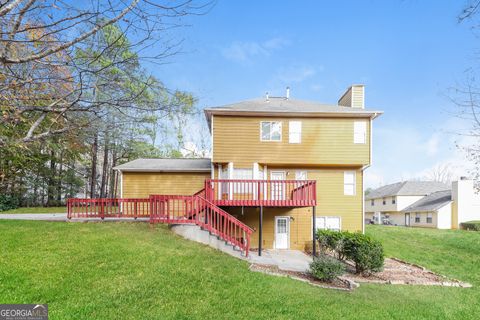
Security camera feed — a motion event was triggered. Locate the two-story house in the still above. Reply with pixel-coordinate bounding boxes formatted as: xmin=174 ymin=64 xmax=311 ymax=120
xmin=365 ymin=179 xmax=480 ymax=229
xmin=115 ymin=85 xmax=382 ymax=255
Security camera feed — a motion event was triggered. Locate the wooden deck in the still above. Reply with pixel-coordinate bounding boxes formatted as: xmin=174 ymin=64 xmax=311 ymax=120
xmin=205 ymin=179 xmax=317 ymax=207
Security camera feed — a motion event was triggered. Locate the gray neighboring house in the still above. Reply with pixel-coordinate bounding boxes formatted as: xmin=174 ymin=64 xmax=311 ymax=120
xmin=365 ymin=179 xmax=480 ymax=229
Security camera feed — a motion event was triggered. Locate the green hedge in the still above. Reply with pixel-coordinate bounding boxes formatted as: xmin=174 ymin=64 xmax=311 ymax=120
xmin=460 ymin=221 xmax=480 ymax=231
xmin=316 ymin=229 xmax=384 ymax=275
xmin=0 ymin=195 xmax=20 ymax=212
xmin=309 ymin=254 xmax=345 ymax=282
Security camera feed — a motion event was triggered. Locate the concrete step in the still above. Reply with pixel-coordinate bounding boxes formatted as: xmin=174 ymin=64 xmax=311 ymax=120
xmin=170 ymin=224 xmax=246 ymax=260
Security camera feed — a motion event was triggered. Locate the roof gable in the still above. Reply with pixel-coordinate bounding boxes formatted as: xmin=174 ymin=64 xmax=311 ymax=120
xmin=403 ymin=190 xmax=452 ymax=212
xmin=367 ymin=181 xmax=450 ymax=200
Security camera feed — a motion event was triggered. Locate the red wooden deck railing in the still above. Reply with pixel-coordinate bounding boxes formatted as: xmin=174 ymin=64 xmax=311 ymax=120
xmin=204 ymin=179 xmax=317 ymax=207
xmin=150 ymin=194 xmax=253 ymax=256
xmin=67 ymin=198 xmax=150 ymax=219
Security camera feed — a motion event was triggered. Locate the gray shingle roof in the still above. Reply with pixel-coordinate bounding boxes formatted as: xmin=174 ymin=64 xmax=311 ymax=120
xmin=113 ymin=158 xmax=211 ymax=172
xmin=402 ymin=190 xmax=452 ymax=212
xmin=366 ymin=181 xmax=450 ymax=200
xmin=204 ymin=97 xmax=382 ymax=126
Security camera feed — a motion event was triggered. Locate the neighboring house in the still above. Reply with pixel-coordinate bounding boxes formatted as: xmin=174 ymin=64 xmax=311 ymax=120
xmin=115 ymin=85 xmax=383 ymax=254
xmin=365 ymin=178 xmax=480 ymax=229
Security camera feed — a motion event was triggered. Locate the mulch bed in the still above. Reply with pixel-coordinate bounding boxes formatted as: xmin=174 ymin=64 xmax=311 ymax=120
xmin=249 ymin=264 xmax=356 ymax=291
xmin=342 ymin=258 xmax=472 ymax=288
xmin=249 ymin=257 xmax=471 ymax=290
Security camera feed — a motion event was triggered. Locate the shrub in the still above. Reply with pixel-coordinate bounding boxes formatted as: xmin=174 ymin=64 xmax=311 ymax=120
xmin=460 ymin=221 xmax=480 ymax=231
xmin=316 ymin=230 xmax=385 ymax=275
xmin=316 ymin=229 xmax=351 ymax=260
xmin=309 ymin=254 xmax=345 ymax=282
xmin=343 ymin=233 xmax=384 ymax=275
xmin=0 ymin=195 xmax=20 ymax=212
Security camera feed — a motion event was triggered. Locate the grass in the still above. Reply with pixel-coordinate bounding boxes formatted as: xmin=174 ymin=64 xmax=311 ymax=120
xmin=0 ymin=223 xmax=479 ymax=319
xmin=0 ymin=206 xmax=66 ymax=214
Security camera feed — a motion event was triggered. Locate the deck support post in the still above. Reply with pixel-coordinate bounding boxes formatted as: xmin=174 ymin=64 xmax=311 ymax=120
xmin=312 ymin=206 xmax=316 ymax=257
xmin=259 ymin=206 xmax=263 ymax=256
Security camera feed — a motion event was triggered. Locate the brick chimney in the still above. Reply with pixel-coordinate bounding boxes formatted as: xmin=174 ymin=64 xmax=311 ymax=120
xmin=338 ymin=84 xmax=365 ymax=108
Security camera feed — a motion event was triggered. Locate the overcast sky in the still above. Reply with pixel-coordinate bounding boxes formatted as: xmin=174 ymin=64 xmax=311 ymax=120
xmin=151 ymin=0 xmax=479 ymax=188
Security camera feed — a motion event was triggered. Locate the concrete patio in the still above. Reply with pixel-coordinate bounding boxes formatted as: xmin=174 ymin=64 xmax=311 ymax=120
xmin=248 ymin=249 xmax=313 ymax=272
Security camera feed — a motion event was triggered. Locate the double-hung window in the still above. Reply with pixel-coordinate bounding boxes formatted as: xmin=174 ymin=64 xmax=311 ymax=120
xmin=426 ymin=213 xmax=433 ymax=224
xmin=344 ymin=171 xmax=356 ymax=196
xmin=289 ymin=121 xmax=302 ymax=143
xmin=354 ymin=121 xmax=367 ymax=144
xmin=415 ymin=213 xmax=421 ymax=223
xmin=261 ymin=121 xmax=282 ymax=141
xmin=315 ymin=216 xmax=341 ymax=232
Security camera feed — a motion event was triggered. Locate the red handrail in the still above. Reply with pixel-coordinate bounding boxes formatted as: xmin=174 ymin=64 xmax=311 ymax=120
xmin=149 ymin=194 xmax=253 ymax=256
xmin=204 ymin=179 xmax=316 ymax=207
xmin=67 ymin=198 xmax=150 ymax=219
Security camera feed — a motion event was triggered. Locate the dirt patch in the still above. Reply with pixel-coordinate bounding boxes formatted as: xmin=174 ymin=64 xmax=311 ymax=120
xmin=343 ymin=258 xmax=472 ymax=288
xmin=249 ymin=264 xmax=356 ymax=291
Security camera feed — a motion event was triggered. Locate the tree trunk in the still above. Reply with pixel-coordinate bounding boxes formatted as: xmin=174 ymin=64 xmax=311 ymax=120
xmin=100 ymin=133 xmax=109 ymax=198
xmin=47 ymin=150 xmax=56 ymax=206
xmin=56 ymin=152 xmax=63 ymax=204
xmin=110 ymin=147 xmax=117 ymax=198
xmin=90 ymin=133 xmax=98 ymax=198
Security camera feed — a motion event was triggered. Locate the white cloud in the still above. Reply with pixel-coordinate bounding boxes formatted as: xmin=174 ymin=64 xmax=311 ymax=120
xmin=221 ymin=37 xmax=290 ymax=63
xmin=275 ymin=65 xmax=318 ymax=83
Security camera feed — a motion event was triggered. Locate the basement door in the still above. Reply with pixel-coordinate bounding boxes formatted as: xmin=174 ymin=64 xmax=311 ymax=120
xmin=274 ymin=216 xmax=290 ymax=249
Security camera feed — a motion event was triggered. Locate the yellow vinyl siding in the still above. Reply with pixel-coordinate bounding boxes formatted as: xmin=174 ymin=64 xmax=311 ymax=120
xmin=122 ymin=172 xmax=209 ymax=198
xmin=229 ymin=167 xmax=363 ymax=250
xmin=351 ymin=86 xmax=365 ymax=108
xmin=212 ymin=115 xmax=370 ymax=166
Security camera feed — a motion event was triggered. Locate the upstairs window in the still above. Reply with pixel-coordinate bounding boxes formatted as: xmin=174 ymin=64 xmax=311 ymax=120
xmin=392 ymin=197 xmax=396 ymax=204
xmin=261 ymin=121 xmax=282 ymax=141
xmin=289 ymin=121 xmax=302 ymax=143
xmin=354 ymin=121 xmax=367 ymax=144
xmin=344 ymin=171 xmax=356 ymax=196
xmin=383 ymin=198 xmax=386 ymax=205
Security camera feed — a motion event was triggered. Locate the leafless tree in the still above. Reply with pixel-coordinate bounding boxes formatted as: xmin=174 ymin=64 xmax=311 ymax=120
xmin=0 ymin=0 xmax=211 ymax=147
xmin=424 ymin=163 xmax=455 ymax=184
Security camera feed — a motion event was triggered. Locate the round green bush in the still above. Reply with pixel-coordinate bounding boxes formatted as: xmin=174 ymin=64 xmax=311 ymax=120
xmin=343 ymin=233 xmax=384 ymax=274
xmin=309 ymin=254 xmax=345 ymax=282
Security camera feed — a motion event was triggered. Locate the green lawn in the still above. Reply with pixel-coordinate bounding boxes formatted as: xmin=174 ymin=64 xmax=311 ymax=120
xmin=0 ymin=206 xmax=66 ymax=214
xmin=0 ymin=223 xmax=479 ymax=319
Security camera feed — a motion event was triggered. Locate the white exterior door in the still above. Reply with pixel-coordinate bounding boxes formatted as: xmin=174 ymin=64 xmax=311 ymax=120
xmin=405 ymin=213 xmax=410 ymax=226
xmin=271 ymin=171 xmax=286 ymax=200
xmin=275 ymin=216 xmax=289 ymax=249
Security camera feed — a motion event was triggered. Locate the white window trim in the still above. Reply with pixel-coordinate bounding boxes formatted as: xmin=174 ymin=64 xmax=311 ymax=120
xmin=344 ymin=171 xmax=356 ymax=196
xmin=315 ymin=216 xmax=342 ymax=232
xmin=260 ymin=121 xmax=282 ymax=142
xmin=354 ymin=121 xmax=367 ymax=144
xmin=288 ymin=121 xmax=302 ymax=144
